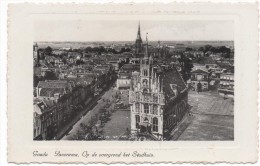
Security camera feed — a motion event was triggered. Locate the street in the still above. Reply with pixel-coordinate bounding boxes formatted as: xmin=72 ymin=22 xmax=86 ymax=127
xmin=170 ymin=90 xmax=234 ymax=141
xmin=61 ymin=86 xmax=118 ymax=140
xmin=61 ymin=82 xmax=131 ymax=140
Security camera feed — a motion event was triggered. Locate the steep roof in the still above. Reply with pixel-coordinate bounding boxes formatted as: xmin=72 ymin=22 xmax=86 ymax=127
xmin=120 ymin=64 xmax=140 ymax=72
xmin=39 ymin=88 xmax=66 ymax=97
xmin=37 ymin=80 xmax=68 ymax=89
xmin=34 ymin=101 xmax=48 ymax=115
xmin=191 ymin=68 xmax=209 ymax=74
xmin=161 ymin=67 xmax=187 ymax=98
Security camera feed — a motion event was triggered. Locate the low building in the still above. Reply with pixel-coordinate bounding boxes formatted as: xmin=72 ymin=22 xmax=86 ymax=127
xmin=190 ymin=69 xmax=210 ymax=91
xmin=218 ymin=73 xmax=234 ymax=98
xmin=116 ymin=72 xmax=131 ymax=90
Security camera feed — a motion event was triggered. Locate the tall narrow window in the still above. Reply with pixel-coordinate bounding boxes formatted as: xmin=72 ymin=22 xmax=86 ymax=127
xmin=135 ymin=103 xmax=140 ymax=113
xmin=136 ymin=92 xmax=140 ymax=101
xmin=153 ymin=117 xmax=158 ymax=132
xmin=153 ymin=105 xmax=158 ymax=115
xmin=135 ymin=115 xmax=140 ymax=128
xmin=143 ymin=70 xmax=148 ymax=76
xmin=144 ymin=104 xmax=149 ymax=114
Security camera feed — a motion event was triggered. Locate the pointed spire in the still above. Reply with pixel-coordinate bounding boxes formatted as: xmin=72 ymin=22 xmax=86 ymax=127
xmin=144 ymin=33 xmax=149 ymax=58
xmin=135 ymin=21 xmax=143 ymax=55
xmin=138 ymin=21 xmax=140 ymax=34
xmin=137 ymin=21 xmax=141 ymax=40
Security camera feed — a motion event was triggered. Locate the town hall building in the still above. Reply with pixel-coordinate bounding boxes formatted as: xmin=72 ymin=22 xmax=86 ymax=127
xmin=129 ymin=27 xmax=189 ymax=140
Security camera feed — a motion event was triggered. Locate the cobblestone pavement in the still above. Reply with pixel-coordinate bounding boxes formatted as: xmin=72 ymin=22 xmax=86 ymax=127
xmin=102 ymin=110 xmax=130 ymax=140
xmin=188 ymin=90 xmax=234 ymax=116
xmin=172 ymin=90 xmax=234 ymax=141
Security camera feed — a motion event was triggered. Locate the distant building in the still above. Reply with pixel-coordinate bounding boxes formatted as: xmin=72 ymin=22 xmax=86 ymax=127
xmin=116 ymin=64 xmax=139 ymax=90
xmin=130 ymin=22 xmax=145 ymax=64
xmin=116 ymin=72 xmax=132 ymax=90
xmin=190 ymin=69 xmax=210 ymax=91
xmin=108 ymin=59 xmax=120 ymax=71
xmin=218 ymin=73 xmax=234 ymax=98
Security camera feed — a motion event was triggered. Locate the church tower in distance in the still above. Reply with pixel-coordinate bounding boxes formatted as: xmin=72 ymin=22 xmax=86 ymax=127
xmin=135 ymin=22 xmax=143 ymax=56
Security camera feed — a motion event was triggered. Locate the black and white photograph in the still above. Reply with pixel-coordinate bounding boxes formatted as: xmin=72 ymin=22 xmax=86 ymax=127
xmin=33 ymin=20 xmax=234 ymax=141
xmin=6 ymin=2 xmax=259 ymax=164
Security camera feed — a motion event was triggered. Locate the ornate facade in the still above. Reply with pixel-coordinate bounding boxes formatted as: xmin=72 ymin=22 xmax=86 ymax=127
xmin=129 ymin=40 xmax=165 ymax=139
xmin=129 ymin=27 xmax=189 ymax=140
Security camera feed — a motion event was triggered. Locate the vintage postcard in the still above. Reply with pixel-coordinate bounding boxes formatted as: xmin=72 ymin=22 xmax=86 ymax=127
xmin=8 ymin=2 xmax=258 ymax=163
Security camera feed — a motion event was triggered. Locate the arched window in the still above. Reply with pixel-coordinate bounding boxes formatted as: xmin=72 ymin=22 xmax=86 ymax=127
xmin=143 ymin=79 xmax=148 ymax=85
xmin=143 ymin=88 xmax=148 ymax=94
xmin=153 ymin=117 xmax=158 ymax=132
xmin=144 ymin=104 xmax=149 ymax=114
xmin=144 ymin=117 xmax=149 ymax=122
xmin=135 ymin=115 xmax=140 ymax=128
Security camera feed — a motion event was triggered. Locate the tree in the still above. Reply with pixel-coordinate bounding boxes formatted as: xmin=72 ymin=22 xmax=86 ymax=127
xmin=178 ymin=53 xmax=194 ymax=81
xmin=198 ymin=46 xmax=205 ymax=56
xmin=85 ymin=47 xmax=93 ymax=53
xmin=44 ymin=71 xmax=57 ymax=80
xmin=76 ymin=60 xmax=84 ymax=65
xmin=185 ymin=47 xmax=193 ymax=52
xmin=204 ymin=45 xmax=213 ymax=52
xmin=62 ymin=58 xmax=67 ymax=64
xmin=44 ymin=46 xmax=53 ymax=56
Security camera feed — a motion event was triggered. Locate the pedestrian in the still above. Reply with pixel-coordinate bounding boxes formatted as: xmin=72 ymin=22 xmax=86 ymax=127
xmin=197 ymin=81 xmax=202 ymax=94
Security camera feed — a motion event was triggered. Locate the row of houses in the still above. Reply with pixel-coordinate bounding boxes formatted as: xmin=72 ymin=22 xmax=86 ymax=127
xmin=33 ymin=79 xmax=95 ymax=140
xmin=33 ymin=64 xmax=116 ymax=140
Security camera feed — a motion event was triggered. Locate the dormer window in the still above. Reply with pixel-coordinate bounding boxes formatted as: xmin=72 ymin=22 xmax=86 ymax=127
xmin=170 ymin=84 xmax=178 ymax=96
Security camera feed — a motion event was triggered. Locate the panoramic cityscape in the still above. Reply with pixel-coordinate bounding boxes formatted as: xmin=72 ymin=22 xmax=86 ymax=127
xmin=33 ymin=21 xmax=234 ymax=141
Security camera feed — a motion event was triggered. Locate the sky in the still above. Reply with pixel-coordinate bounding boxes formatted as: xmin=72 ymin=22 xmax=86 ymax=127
xmin=34 ymin=20 xmax=234 ymax=42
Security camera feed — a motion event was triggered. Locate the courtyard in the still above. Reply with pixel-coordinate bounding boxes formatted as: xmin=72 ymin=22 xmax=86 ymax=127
xmin=170 ymin=90 xmax=234 ymax=141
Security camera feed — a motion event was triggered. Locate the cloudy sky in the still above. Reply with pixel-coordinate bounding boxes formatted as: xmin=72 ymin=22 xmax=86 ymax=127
xmin=34 ymin=20 xmax=234 ymax=41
